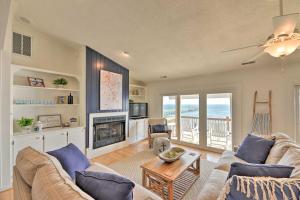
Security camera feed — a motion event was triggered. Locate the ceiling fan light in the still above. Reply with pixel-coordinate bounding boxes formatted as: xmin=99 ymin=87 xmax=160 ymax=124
xmin=264 ymin=39 xmax=300 ymax=57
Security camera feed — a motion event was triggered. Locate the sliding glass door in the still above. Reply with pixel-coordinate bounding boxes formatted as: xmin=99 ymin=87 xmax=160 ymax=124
xmin=162 ymin=91 xmax=233 ymax=151
xmin=179 ymin=95 xmax=200 ymax=145
xmin=206 ymin=93 xmax=232 ymax=150
xmin=162 ymin=96 xmax=177 ymax=140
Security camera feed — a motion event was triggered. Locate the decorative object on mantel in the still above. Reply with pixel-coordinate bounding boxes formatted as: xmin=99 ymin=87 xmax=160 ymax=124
xmin=27 ymin=77 xmax=45 ymax=87
xmin=158 ymin=147 xmax=185 ymax=163
xmin=70 ymin=117 xmax=79 ymax=127
xmin=62 ymin=122 xmax=71 ymax=127
xmin=57 ymin=96 xmax=66 ymax=104
xmin=68 ymin=93 xmax=73 ymax=104
xmin=15 ymin=99 xmax=55 ymax=105
xmin=38 ymin=114 xmax=62 ymax=129
xmin=53 ymin=78 xmax=68 ymax=88
xmin=16 ymin=117 xmax=34 ymax=133
xmin=100 ymin=70 xmax=123 ymax=110
xmin=33 ymin=121 xmax=43 ymax=132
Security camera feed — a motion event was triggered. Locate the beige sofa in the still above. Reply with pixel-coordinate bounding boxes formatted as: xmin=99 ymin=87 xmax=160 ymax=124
xmin=197 ymin=132 xmax=300 ymax=200
xmin=13 ymin=147 xmax=162 ymax=200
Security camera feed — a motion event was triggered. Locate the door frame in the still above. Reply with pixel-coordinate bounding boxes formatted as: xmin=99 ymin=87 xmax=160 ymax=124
xmin=161 ymin=87 xmax=237 ymax=153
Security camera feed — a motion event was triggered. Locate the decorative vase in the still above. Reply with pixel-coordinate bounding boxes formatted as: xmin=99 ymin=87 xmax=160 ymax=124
xmin=22 ymin=126 xmax=32 ymax=134
xmin=56 ymin=85 xmax=64 ymax=88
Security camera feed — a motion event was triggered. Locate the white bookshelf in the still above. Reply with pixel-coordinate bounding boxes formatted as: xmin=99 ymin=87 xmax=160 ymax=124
xmin=129 ymin=84 xmax=147 ymax=102
xmin=11 ymin=64 xmax=82 ymax=133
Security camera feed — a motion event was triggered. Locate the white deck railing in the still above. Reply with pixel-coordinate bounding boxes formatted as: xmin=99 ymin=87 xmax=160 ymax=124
xmin=166 ymin=116 xmax=232 ymax=149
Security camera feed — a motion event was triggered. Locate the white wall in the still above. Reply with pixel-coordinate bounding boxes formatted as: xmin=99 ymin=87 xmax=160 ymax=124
xmin=147 ymin=63 xmax=300 ymax=145
xmin=0 ymin=0 xmax=12 ymax=191
xmin=12 ymin=21 xmax=83 ymax=75
xmin=0 ymin=0 xmax=10 ymax=49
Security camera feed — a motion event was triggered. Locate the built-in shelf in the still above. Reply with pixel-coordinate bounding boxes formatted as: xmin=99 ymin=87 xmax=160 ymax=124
xmin=129 ymin=83 xmax=146 ymax=102
xmin=130 ymin=95 xmax=145 ymax=97
xmin=14 ymin=104 xmax=79 ymax=107
xmin=13 ymin=85 xmax=80 ymax=92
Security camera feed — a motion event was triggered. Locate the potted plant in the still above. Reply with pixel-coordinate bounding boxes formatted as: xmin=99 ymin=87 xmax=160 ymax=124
xmin=17 ymin=117 xmax=34 ymax=133
xmin=53 ymin=78 xmax=68 ymax=88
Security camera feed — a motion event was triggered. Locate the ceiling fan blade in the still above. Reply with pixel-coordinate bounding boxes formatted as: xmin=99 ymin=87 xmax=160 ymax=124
xmin=273 ymin=13 xmax=299 ymax=37
xmin=241 ymin=51 xmax=265 ymax=66
xmin=222 ymin=44 xmax=263 ymax=53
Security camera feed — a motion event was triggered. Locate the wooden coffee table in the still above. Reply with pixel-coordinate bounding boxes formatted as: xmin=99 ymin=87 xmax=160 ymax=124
xmin=140 ymin=151 xmax=200 ymax=200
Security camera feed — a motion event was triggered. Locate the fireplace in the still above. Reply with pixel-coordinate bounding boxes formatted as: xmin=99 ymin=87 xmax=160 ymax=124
xmin=93 ymin=115 xmax=126 ymax=149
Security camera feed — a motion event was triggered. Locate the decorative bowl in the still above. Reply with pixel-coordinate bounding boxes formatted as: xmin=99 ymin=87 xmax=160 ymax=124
xmin=158 ymin=147 xmax=185 ymax=163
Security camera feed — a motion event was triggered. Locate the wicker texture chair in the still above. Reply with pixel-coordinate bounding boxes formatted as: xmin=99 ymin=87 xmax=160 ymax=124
xmin=148 ymin=118 xmax=171 ymax=148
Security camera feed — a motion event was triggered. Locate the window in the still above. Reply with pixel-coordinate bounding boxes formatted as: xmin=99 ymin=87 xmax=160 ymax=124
xmin=180 ymin=94 xmax=200 ymax=144
xmin=162 ymin=91 xmax=234 ymax=150
xmin=162 ymin=96 xmax=177 ymax=139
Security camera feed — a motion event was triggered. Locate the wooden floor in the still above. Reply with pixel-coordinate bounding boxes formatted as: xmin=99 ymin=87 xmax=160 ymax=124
xmin=0 ymin=140 xmax=220 ymax=200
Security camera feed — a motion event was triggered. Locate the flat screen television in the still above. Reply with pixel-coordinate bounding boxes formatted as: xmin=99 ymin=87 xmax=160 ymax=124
xmin=129 ymin=103 xmax=148 ymax=119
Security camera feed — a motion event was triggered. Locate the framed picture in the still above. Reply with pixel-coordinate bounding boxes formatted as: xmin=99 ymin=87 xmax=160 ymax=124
xmin=38 ymin=114 xmax=62 ymax=129
xmin=100 ymin=70 xmax=123 ymax=110
xmin=28 ymin=77 xmax=45 ymax=87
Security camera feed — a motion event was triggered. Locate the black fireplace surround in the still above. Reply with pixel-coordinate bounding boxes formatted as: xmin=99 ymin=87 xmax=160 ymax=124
xmin=93 ymin=116 xmax=126 ymax=149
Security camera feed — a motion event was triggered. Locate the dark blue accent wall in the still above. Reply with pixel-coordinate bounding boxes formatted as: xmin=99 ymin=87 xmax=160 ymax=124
xmin=86 ymin=46 xmax=129 ymax=147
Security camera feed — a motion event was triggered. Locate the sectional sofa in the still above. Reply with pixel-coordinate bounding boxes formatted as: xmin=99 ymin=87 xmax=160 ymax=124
xmin=13 ymin=147 xmax=162 ymax=200
xmin=197 ymin=132 xmax=300 ymax=200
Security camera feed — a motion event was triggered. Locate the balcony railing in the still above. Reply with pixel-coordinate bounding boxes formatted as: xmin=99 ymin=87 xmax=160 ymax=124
xmin=166 ymin=116 xmax=232 ymax=150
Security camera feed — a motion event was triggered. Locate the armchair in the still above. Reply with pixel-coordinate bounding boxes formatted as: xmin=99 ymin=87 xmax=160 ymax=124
xmin=148 ymin=118 xmax=171 ymax=148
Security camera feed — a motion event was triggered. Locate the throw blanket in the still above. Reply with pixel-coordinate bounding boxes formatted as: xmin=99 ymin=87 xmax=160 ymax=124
xmin=218 ymin=176 xmax=300 ymax=200
xmin=251 ymin=113 xmax=271 ymax=135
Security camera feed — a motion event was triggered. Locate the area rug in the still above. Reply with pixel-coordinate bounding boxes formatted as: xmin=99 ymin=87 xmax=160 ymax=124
xmin=108 ymin=149 xmax=216 ymax=200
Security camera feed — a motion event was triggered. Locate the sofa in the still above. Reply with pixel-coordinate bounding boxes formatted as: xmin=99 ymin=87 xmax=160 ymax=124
xmin=197 ymin=132 xmax=300 ymax=200
xmin=13 ymin=147 xmax=162 ymax=200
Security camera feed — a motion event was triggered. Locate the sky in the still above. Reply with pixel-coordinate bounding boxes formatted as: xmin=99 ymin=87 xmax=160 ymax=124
xmin=163 ymin=96 xmax=230 ymax=105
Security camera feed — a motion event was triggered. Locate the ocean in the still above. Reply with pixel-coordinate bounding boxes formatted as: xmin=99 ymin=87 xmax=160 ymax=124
xmin=163 ymin=104 xmax=231 ymax=118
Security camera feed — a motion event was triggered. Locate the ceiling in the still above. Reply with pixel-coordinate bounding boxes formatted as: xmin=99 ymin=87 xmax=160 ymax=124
xmin=14 ymin=0 xmax=300 ymax=82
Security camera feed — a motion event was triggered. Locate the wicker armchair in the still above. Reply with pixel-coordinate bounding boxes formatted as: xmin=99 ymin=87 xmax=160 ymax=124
xmin=148 ymin=118 xmax=171 ymax=148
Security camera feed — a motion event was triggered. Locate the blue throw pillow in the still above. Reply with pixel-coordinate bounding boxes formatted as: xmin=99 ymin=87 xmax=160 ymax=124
xmin=47 ymin=143 xmax=90 ymax=180
xmin=227 ymin=162 xmax=294 ymax=180
xmin=75 ymin=171 xmax=135 ymax=200
xmin=226 ymin=176 xmax=300 ymax=200
xmin=151 ymin=124 xmax=167 ymax=133
xmin=235 ymin=134 xmax=275 ymax=164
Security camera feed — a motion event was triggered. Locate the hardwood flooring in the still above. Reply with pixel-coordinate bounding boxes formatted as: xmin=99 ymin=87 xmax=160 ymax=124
xmin=0 ymin=140 xmax=220 ymax=200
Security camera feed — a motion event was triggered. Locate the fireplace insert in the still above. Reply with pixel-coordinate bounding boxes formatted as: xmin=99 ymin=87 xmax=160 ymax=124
xmin=93 ymin=115 xmax=126 ymax=149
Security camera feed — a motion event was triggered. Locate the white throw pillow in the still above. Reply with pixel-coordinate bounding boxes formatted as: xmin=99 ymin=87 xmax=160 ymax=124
xmin=278 ymin=147 xmax=300 ymax=178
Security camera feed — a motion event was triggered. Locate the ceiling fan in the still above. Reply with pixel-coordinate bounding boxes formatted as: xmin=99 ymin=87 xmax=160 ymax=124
xmin=222 ymin=0 xmax=300 ymax=65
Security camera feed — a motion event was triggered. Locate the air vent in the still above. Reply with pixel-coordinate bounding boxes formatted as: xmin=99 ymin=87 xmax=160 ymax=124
xmin=13 ymin=32 xmax=31 ymax=56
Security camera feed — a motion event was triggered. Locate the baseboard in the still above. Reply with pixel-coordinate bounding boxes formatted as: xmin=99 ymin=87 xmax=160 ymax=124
xmin=86 ymin=140 xmax=130 ymax=159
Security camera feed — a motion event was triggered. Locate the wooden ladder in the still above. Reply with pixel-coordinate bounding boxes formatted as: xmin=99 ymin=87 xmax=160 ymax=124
xmin=253 ymin=90 xmax=272 ymax=132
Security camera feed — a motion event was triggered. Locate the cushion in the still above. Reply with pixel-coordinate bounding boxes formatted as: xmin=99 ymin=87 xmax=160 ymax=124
xmin=75 ymin=171 xmax=135 ymax=200
xmin=219 ymin=176 xmax=300 ymax=200
xmin=215 ymin=151 xmax=247 ymax=172
xmin=86 ymin=163 xmax=162 ymax=200
xmin=235 ymin=134 xmax=275 ymax=164
xmin=151 ymin=124 xmax=167 ymax=133
xmin=32 ymin=158 xmax=93 ymax=200
xmin=265 ymin=139 xmax=298 ymax=164
xmin=278 ymin=147 xmax=300 ymax=178
xmin=150 ymin=133 xmax=169 ymax=138
xmin=227 ymin=162 xmax=294 ymax=180
xmin=47 ymin=143 xmax=90 ymax=180
xmin=15 ymin=146 xmax=51 ymax=186
xmin=196 ymin=169 xmax=228 ymax=200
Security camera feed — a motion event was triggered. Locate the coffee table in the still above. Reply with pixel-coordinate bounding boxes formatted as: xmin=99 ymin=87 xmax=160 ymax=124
xmin=140 ymin=151 xmax=200 ymax=200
